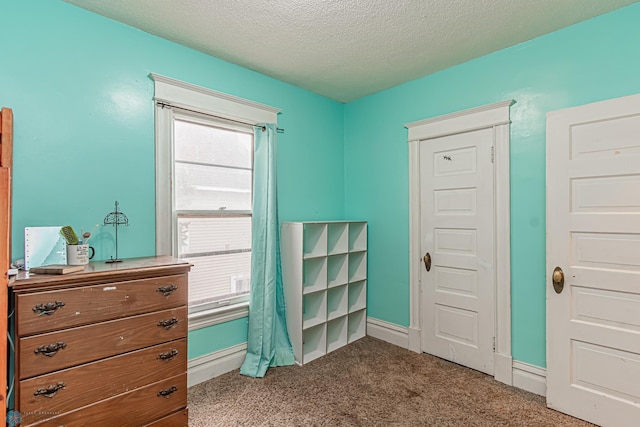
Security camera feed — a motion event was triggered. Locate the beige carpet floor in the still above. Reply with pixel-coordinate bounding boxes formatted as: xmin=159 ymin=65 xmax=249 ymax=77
xmin=188 ymin=336 xmax=593 ymax=426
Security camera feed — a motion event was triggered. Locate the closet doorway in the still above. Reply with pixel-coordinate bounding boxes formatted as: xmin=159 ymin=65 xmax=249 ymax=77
xmin=406 ymin=101 xmax=513 ymax=383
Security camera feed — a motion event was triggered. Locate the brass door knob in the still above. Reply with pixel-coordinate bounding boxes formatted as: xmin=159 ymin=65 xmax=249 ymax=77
xmin=423 ymin=253 xmax=432 ymax=272
xmin=552 ymin=267 xmax=564 ymax=294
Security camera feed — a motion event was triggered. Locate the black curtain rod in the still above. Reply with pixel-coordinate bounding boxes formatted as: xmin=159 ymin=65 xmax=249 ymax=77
xmin=157 ymin=102 xmax=284 ymax=133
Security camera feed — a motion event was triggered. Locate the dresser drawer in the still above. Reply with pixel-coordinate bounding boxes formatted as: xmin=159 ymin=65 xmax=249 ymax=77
xmin=19 ymin=338 xmax=186 ymax=416
xmin=19 ymin=307 xmax=187 ymax=379
xmin=17 ymin=274 xmax=187 ymax=336
xmin=142 ymin=408 xmax=188 ymax=426
xmin=24 ymin=374 xmax=187 ymax=427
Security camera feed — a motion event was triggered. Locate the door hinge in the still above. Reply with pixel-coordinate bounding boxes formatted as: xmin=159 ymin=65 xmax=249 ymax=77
xmin=493 ymin=336 xmax=496 ymax=352
xmin=491 ymin=146 xmax=495 ymax=163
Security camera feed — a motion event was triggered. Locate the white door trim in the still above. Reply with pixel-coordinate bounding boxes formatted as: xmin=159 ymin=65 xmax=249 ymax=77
xmin=406 ymin=100 xmax=514 ymax=385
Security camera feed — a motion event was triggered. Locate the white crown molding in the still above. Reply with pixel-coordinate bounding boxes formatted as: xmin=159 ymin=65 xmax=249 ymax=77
xmin=405 ymin=100 xmax=514 ymax=141
xmin=150 ymin=73 xmax=279 ymax=124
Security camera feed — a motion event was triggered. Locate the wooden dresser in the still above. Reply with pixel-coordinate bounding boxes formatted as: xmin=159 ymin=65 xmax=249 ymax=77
xmin=9 ymin=256 xmax=191 ymax=426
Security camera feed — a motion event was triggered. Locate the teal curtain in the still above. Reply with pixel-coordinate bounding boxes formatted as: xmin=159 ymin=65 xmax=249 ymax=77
xmin=240 ymin=123 xmax=295 ymax=378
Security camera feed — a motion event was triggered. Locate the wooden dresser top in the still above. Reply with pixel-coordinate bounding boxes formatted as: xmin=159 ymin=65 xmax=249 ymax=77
xmin=10 ymin=256 xmax=191 ymax=291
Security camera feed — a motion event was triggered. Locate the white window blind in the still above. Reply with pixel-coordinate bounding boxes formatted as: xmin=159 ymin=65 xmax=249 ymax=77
xmin=174 ymin=116 xmax=253 ymax=307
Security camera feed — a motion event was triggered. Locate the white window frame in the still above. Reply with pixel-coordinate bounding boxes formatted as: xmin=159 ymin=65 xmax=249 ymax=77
xmin=151 ymin=73 xmax=279 ymax=330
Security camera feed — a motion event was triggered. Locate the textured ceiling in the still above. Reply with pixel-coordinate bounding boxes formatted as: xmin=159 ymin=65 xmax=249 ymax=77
xmin=65 ymin=0 xmax=637 ymax=103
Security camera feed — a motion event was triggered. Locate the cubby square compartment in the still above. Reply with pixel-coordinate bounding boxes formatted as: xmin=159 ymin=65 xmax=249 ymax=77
xmin=326 ymin=316 xmax=348 ymax=353
xmin=303 ymin=323 xmax=327 ymax=364
xmin=348 ymin=280 xmax=366 ymax=313
xmin=303 ymin=223 xmax=327 ymax=258
xmin=303 ymin=290 xmax=327 ymax=329
xmin=327 ymin=223 xmax=348 ymax=255
xmin=348 ymin=309 xmax=366 ymax=343
xmin=327 ymin=284 xmax=348 ymax=320
xmin=327 ymin=254 xmax=348 ymax=288
xmin=348 ymin=251 xmax=367 ymax=283
xmin=303 ymin=257 xmax=327 ymax=294
xmin=348 ymin=222 xmax=367 ymax=252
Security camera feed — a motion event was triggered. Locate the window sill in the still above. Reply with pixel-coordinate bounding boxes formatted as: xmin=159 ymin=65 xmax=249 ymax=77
xmin=188 ymin=301 xmax=249 ymax=331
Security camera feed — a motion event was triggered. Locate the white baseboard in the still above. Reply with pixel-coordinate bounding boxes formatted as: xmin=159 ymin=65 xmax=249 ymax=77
xmin=494 ymin=352 xmax=513 ymax=386
xmin=367 ymin=317 xmax=409 ymax=349
xmin=512 ymin=361 xmax=546 ymax=396
xmin=408 ymin=327 xmax=421 ymax=353
xmin=188 ymin=343 xmax=247 ymax=387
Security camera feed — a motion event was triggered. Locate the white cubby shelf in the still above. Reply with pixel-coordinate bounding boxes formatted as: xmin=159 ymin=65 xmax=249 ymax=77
xmin=328 ymin=223 xmax=348 ymax=255
xmin=327 ymin=285 xmax=348 ymax=321
xmin=302 ymin=290 xmax=327 ymax=329
xmin=327 ymin=254 xmax=348 ymax=288
xmin=303 ymin=223 xmax=327 ymax=259
xmin=348 ymin=280 xmax=367 ymax=313
xmin=303 ymin=257 xmax=327 ymax=294
xmin=349 ymin=222 xmax=367 ymax=252
xmin=348 ymin=309 xmax=366 ymax=343
xmin=281 ymin=221 xmax=368 ymax=365
xmin=348 ymin=251 xmax=367 ymax=283
xmin=327 ymin=316 xmax=348 ymax=353
xmin=303 ymin=323 xmax=326 ymax=364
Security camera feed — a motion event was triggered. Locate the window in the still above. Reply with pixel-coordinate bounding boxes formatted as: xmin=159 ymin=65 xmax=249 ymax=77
xmin=152 ymin=73 xmax=279 ymax=328
xmin=174 ymin=114 xmax=253 ymax=308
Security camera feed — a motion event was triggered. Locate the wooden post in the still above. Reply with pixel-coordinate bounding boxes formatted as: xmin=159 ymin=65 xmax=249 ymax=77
xmin=1 ymin=107 xmax=14 ymax=422
xmin=1 ymin=108 xmax=12 ymax=168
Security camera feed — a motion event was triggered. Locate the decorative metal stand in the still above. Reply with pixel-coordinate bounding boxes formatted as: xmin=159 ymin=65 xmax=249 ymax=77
xmin=103 ymin=201 xmax=129 ymax=263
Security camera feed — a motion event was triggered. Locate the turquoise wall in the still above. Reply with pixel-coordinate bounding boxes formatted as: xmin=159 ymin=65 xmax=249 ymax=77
xmin=1 ymin=1 xmax=344 ymax=361
xmin=188 ymin=317 xmax=249 ymax=359
xmin=1 ymin=1 xmax=345 ymax=262
xmin=344 ymin=3 xmax=640 ymax=367
xmin=4 ymin=1 xmax=640 ymax=370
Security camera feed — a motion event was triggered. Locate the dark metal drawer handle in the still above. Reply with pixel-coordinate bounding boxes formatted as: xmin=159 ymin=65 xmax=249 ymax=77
xmin=34 ymin=382 xmax=65 ymax=398
xmin=156 ymin=284 xmax=178 ymax=297
xmin=157 ymin=317 xmax=179 ymax=330
xmin=32 ymin=301 xmax=65 ymax=316
xmin=157 ymin=349 xmax=179 ymax=361
xmin=157 ymin=386 xmax=177 ymax=398
xmin=34 ymin=342 xmax=67 ymax=357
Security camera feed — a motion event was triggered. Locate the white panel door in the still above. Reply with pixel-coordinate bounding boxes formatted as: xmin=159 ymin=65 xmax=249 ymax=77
xmin=420 ymin=128 xmax=495 ymax=375
xmin=547 ymin=93 xmax=640 ymax=426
